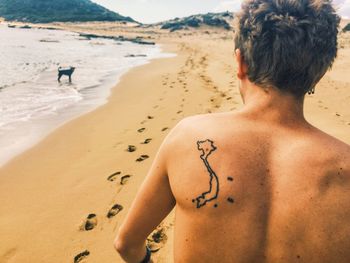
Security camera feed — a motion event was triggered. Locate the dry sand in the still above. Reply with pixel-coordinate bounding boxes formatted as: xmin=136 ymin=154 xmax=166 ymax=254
xmin=0 ymin=24 xmax=349 ymax=263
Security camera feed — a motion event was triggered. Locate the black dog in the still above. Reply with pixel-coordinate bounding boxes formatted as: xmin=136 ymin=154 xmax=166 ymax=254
xmin=58 ymin=66 xmax=75 ymax=82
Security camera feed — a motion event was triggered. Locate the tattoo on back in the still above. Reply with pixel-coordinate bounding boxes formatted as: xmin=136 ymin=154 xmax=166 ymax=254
xmin=192 ymin=139 xmax=220 ymax=208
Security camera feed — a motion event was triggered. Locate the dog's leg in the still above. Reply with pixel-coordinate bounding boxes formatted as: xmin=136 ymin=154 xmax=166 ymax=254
xmin=58 ymin=73 xmax=62 ymax=82
xmin=69 ymin=74 xmax=72 ymax=83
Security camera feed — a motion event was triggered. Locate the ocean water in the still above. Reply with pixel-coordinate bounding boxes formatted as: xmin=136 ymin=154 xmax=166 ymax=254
xmin=0 ymin=24 xmax=172 ymax=166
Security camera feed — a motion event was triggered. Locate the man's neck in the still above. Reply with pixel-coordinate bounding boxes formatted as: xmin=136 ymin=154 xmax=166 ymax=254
xmin=239 ymin=83 xmax=307 ymax=127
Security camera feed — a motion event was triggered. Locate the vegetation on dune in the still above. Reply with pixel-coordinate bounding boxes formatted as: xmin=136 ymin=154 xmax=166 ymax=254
xmin=160 ymin=12 xmax=233 ymax=32
xmin=343 ymin=23 xmax=350 ymax=32
xmin=0 ymin=0 xmax=135 ymax=23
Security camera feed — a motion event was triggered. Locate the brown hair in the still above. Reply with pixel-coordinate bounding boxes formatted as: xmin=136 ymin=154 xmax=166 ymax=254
xmin=234 ymin=0 xmax=340 ymax=96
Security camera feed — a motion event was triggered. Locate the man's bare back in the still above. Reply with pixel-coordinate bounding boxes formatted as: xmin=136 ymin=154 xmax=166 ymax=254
xmin=164 ymin=111 xmax=350 ymax=262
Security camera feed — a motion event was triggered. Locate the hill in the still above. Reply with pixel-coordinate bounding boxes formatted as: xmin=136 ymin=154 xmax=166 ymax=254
xmin=156 ymin=12 xmax=234 ymax=32
xmin=343 ymin=23 xmax=350 ymax=32
xmin=0 ymin=0 xmax=135 ymax=23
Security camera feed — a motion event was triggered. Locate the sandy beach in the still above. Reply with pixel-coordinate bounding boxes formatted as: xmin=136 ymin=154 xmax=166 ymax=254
xmin=0 ymin=23 xmax=350 ymax=263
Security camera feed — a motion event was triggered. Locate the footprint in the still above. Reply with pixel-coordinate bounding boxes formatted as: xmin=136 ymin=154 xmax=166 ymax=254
xmin=138 ymin=128 xmax=146 ymax=133
xmin=177 ymin=110 xmax=183 ymax=114
xmin=84 ymin=214 xmax=97 ymax=231
xmin=147 ymin=116 xmax=154 ymax=120
xmin=161 ymin=127 xmax=169 ymax=132
xmin=136 ymin=155 xmax=149 ymax=162
xmin=126 ymin=145 xmax=137 ymax=152
xmin=2 ymin=248 xmax=17 ymax=261
xmin=107 ymin=172 xmax=121 ymax=182
xmin=147 ymin=227 xmax=168 ymax=252
xmin=74 ymin=250 xmax=90 ymax=263
xmin=107 ymin=204 xmax=124 ymax=218
xmin=120 ymin=175 xmax=132 ymax=185
xmin=141 ymin=138 xmax=152 ymax=144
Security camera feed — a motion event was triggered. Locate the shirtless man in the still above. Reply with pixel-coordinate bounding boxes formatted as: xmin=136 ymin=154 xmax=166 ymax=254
xmin=114 ymin=0 xmax=350 ymax=262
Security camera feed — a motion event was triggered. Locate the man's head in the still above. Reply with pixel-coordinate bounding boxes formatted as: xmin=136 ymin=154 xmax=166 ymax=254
xmin=234 ymin=0 xmax=340 ymax=97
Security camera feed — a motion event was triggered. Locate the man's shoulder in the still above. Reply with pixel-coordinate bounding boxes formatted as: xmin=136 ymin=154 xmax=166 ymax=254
xmin=161 ymin=113 xmax=227 ymax=148
xmin=309 ymin=127 xmax=350 ymax=172
xmin=164 ymin=115 xmax=208 ymax=143
xmin=312 ymin=127 xmax=350 ymax=155
xmin=167 ymin=112 xmax=236 ymax=139
xmin=177 ymin=113 xmax=223 ymax=126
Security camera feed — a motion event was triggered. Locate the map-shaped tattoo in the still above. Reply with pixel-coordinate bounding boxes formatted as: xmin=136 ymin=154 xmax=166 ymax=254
xmin=193 ymin=139 xmax=219 ymax=208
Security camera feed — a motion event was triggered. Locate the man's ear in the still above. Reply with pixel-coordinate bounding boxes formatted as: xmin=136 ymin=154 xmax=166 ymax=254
xmin=235 ymin=49 xmax=248 ymax=80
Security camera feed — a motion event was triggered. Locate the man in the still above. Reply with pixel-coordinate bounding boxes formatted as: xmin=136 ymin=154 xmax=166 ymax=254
xmin=114 ymin=0 xmax=350 ymax=262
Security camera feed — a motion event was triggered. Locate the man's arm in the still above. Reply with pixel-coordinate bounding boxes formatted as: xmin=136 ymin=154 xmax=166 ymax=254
xmin=114 ymin=136 xmax=176 ymax=263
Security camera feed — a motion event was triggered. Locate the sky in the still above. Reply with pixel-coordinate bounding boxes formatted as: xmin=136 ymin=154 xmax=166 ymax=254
xmin=93 ymin=0 xmax=350 ymax=24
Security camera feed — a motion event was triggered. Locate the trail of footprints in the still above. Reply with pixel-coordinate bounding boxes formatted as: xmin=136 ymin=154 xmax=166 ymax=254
xmin=73 ymin=44 xmax=237 ymax=261
xmin=74 ymin=113 xmax=172 ymax=262
xmin=197 ymin=54 xmax=228 ymax=110
xmin=160 ymin=45 xmax=236 ymax=116
xmin=75 ymin=44 xmax=239 ymax=261
xmin=182 ymin=44 xmax=238 ymax=112
xmin=160 ymin=59 xmax=192 ymax=116
xmin=185 ymin=43 xmax=239 ymax=110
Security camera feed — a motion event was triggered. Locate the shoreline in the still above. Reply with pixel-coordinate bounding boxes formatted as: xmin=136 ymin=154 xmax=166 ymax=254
xmin=0 ymin=24 xmax=172 ymax=167
xmin=0 ymin=25 xmax=349 ymax=263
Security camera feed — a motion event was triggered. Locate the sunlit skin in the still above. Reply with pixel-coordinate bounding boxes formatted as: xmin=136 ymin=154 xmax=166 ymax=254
xmin=114 ymin=49 xmax=350 ymax=263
